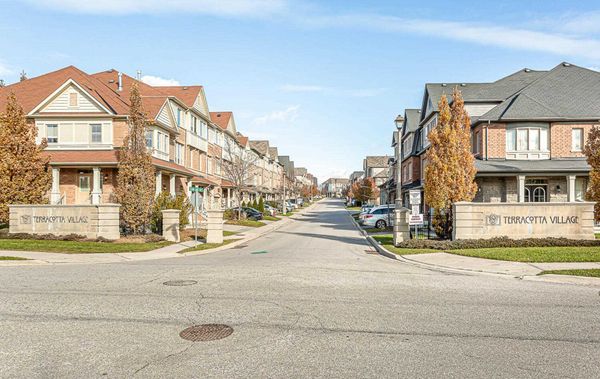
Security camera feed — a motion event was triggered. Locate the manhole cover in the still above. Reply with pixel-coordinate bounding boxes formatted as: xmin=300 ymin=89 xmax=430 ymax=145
xmin=179 ymin=324 xmax=233 ymax=341
xmin=163 ymin=280 xmax=197 ymax=286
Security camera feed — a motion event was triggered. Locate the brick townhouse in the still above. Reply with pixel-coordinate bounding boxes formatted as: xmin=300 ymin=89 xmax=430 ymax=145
xmin=0 ymin=65 xmax=295 ymax=209
xmin=399 ymin=62 xmax=596 ymax=216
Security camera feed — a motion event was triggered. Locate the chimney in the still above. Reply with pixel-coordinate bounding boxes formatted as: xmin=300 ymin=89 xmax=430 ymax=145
xmin=136 ymin=70 xmax=142 ymax=80
xmin=117 ymin=72 xmax=123 ymax=91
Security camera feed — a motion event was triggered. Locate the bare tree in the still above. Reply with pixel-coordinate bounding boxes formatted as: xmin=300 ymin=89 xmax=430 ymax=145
xmin=221 ymin=138 xmax=258 ymax=218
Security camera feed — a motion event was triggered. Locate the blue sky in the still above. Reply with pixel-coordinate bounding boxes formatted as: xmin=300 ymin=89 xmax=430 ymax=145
xmin=2 ymin=1 xmax=600 ymax=182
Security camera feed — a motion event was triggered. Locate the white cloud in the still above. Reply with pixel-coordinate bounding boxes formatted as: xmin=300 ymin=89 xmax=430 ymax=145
xmin=141 ymin=75 xmax=180 ymax=87
xmin=303 ymin=13 xmax=600 ymax=61
xmin=22 ymin=0 xmax=288 ymax=16
xmin=252 ymin=105 xmax=299 ymax=125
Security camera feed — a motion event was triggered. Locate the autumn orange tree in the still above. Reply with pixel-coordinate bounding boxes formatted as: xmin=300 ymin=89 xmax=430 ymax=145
xmin=584 ymin=125 xmax=600 ymax=222
xmin=351 ymin=177 xmax=379 ymax=205
xmin=115 ymin=84 xmax=156 ymax=234
xmin=0 ymin=93 xmax=51 ymax=223
xmin=424 ymin=88 xmax=477 ymax=239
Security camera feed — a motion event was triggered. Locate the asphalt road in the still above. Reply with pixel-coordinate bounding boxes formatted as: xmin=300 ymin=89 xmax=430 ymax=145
xmin=1 ymin=199 xmax=599 ymax=378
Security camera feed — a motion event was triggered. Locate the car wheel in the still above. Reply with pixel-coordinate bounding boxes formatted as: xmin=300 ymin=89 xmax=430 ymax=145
xmin=376 ymin=220 xmax=386 ymax=229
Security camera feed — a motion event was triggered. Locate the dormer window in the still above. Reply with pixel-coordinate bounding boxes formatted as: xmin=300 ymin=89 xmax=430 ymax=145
xmin=69 ymin=92 xmax=78 ymax=107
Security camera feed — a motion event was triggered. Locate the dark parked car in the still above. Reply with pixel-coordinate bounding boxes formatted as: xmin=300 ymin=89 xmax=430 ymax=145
xmin=242 ymin=207 xmax=263 ymax=221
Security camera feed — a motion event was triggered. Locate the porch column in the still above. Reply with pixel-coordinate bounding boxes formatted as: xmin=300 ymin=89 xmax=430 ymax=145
xmin=517 ymin=175 xmax=526 ymax=203
xmin=50 ymin=167 xmax=61 ymax=204
xmin=155 ymin=170 xmax=162 ymax=195
xmin=227 ymin=188 xmax=231 ymax=208
xmin=169 ymin=174 xmax=176 ymax=197
xmin=567 ymin=175 xmax=576 ymax=202
xmin=91 ymin=167 xmax=102 ymax=205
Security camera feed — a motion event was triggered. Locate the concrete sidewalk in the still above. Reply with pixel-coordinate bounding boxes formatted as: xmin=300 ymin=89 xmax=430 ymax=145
xmin=0 ymin=202 xmax=319 ymax=265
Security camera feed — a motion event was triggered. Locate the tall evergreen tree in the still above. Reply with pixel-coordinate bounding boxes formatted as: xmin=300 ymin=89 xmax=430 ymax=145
xmin=424 ymin=88 xmax=477 ymax=239
xmin=115 ymin=83 xmax=155 ymax=234
xmin=0 ymin=93 xmax=51 ymax=223
xmin=584 ymin=125 xmax=600 ymax=222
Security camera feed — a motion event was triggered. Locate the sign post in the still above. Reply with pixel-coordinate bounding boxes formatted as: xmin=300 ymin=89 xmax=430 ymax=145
xmin=409 ymin=190 xmax=423 ymax=239
xmin=191 ymin=185 xmax=204 ymax=241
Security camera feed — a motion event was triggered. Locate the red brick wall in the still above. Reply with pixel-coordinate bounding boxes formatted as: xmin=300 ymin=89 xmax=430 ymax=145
xmin=486 ymin=123 xmax=506 ymax=159
xmin=550 ymin=123 xmax=594 ymax=158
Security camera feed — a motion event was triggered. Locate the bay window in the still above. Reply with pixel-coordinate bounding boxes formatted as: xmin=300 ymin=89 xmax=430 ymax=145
xmin=506 ymin=123 xmax=549 ymax=159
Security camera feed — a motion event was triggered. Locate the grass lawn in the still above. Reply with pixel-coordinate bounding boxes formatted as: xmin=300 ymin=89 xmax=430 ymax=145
xmin=263 ymin=215 xmax=281 ymax=221
xmin=0 ymin=239 xmax=172 ymax=254
xmin=225 ymin=220 xmax=266 ymax=227
xmin=371 ymin=235 xmax=439 ymax=255
xmin=539 ymin=269 xmax=600 ymax=278
xmin=0 ymin=256 xmax=29 ymax=260
xmin=180 ymin=239 xmax=240 ymax=253
xmin=447 ymin=247 xmax=600 ymax=263
xmin=346 ymin=206 xmax=361 ymax=211
xmin=279 ymin=212 xmax=295 ymax=217
xmin=364 ymin=227 xmax=393 ymax=233
xmin=596 ymin=233 xmax=600 ymax=239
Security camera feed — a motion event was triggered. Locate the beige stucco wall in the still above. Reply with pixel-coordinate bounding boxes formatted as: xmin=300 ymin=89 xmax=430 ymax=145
xmin=453 ymin=201 xmax=595 ymax=240
xmin=9 ymin=204 xmax=120 ymax=240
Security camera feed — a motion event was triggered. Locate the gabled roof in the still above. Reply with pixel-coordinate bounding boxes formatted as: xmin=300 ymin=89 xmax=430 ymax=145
xmin=421 ymin=68 xmax=547 ymax=122
xmin=268 ymin=147 xmax=278 ymax=159
xmin=0 ymin=65 xmax=130 ymax=115
xmin=158 ymin=86 xmax=203 ymax=108
xmin=365 ymin=156 xmax=391 ymax=168
xmin=249 ymin=140 xmax=270 ymax=156
xmin=478 ymin=63 xmax=600 ymax=122
xmin=210 ymin=111 xmax=232 ymax=131
xmin=236 ymin=132 xmax=248 ymax=147
xmin=403 ymin=109 xmax=421 ymax=135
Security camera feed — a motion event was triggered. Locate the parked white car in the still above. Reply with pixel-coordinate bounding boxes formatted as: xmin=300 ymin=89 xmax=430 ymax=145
xmin=360 ymin=204 xmax=396 ymax=229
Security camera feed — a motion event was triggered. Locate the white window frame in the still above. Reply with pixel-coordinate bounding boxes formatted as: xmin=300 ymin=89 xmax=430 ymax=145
xmin=90 ymin=123 xmax=102 ymax=143
xmin=47 ymin=124 xmax=58 ymax=143
xmin=572 ymin=128 xmax=583 ymax=152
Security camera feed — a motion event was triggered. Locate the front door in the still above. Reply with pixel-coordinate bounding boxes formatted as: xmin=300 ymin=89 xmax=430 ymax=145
xmin=76 ymin=174 xmax=92 ymax=204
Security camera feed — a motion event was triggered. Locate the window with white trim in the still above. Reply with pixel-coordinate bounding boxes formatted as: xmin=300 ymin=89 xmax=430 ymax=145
xmin=47 ymin=124 xmax=58 ymax=143
xmin=176 ymin=108 xmax=182 ymax=127
xmin=421 ymin=116 xmax=437 ymax=148
xmin=506 ymin=124 xmax=549 ymax=152
xmin=145 ymin=131 xmax=153 ymax=148
xmin=572 ymin=128 xmax=583 ymax=152
xmin=191 ymin=115 xmax=198 ymax=134
xmin=90 ymin=124 xmax=102 ymax=143
xmin=402 ymin=135 xmax=413 ymax=158
xmin=200 ymin=120 xmax=208 ymax=139
xmin=175 ymin=142 xmax=184 ymax=165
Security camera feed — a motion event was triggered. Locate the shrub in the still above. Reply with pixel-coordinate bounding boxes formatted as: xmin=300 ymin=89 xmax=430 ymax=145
xmin=394 ymin=236 xmax=600 ymax=250
xmin=257 ymin=197 xmax=265 ymax=212
xmin=150 ymin=192 xmax=192 ymax=232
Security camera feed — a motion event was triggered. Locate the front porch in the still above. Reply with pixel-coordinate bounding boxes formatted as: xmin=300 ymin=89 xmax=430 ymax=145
xmin=475 ymin=174 xmax=588 ymax=203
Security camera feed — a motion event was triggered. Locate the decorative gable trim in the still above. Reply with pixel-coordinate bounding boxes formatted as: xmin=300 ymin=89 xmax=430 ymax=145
xmin=29 ymin=79 xmax=114 ymax=116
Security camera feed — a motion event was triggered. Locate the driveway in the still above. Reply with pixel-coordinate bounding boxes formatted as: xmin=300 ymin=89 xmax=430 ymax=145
xmin=1 ymin=199 xmax=599 ymax=377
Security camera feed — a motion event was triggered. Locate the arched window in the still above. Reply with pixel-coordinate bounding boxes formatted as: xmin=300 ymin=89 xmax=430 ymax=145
xmin=524 ymin=187 xmax=531 ymax=202
xmin=532 ymin=186 xmax=546 ymax=202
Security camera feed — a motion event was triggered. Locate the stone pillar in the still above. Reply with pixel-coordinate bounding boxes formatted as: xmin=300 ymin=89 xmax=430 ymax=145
xmin=169 ymin=174 xmax=176 ymax=196
xmin=393 ymin=208 xmax=410 ymax=246
xmin=206 ymin=209 xmax=224 ymax=244
xmin=517 ymin=175 xmax=526 ymax=203
xmin=161 ymin=209 xmax=180 ymax=242
xmin=567 ymin=175 xmax=576 ymax=202
xmin=50 ymin=167 xmax=61 ymax=204
xmin=91 ymin=167 xmax=102 ymax=205
xmin=155 ymin=170 xmax=162 ymax=195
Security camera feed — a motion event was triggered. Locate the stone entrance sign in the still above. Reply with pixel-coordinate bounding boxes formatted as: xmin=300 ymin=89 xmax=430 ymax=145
xmin=453 ymin=201 xmax=595 ymax=240
xmin=9 ymin=204 xmax=120 ymax=240
xmin=206 ymin=210 xmax=224 ymax=244
xmin=161 ymin=209 xmax=181 ymax=242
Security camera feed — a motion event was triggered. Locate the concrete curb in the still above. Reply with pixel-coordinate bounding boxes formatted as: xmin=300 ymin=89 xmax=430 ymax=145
xmin=349 ymin=209 xmax=600 ymax=287
xmin=0 ymin=202 xmax=321 ymax=265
